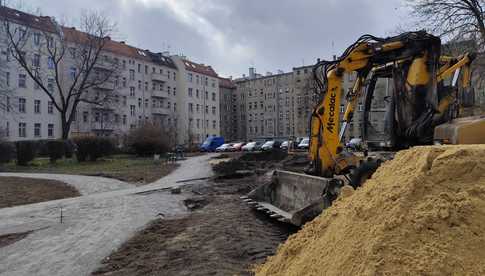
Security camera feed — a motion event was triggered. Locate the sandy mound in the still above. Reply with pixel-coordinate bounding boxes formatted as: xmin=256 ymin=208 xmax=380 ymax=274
xmin=256 ymin=145 xmax=485 ymax=276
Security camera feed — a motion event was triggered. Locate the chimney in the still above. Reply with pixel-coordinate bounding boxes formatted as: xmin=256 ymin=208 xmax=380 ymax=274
xmin=120 ymin=41 xmax=125 ymax=44
xmin=249 ymin=67 xmax=256 ymax=79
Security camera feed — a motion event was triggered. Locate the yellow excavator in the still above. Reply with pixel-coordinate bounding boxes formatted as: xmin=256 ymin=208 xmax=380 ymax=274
xmin=242 ymin=31 xmax=485 ymax=226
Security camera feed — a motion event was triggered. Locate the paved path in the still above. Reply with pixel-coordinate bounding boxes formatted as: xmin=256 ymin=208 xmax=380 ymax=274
xmin=0 ymin=173 xmax=133 ymax=195
xmin=0 ymin=154 xmax=215 ymax=276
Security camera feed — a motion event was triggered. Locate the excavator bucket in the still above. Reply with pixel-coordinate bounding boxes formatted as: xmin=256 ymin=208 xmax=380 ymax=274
xmin=242 ymin=170 xmax=339 ymax=226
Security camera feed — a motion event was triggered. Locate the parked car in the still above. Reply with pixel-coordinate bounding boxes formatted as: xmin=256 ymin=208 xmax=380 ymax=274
xmin=200 ymin=136 xmax=224 ymax=152
xmin=215 ymin=143 xmax=234 ymax=152
xmin=297 ymin=138 xmax=310 ymax=150
xmin=346 ymin=138 xmax=363 ymax=151
xmin=232 ymin=142 xmax=246 ymax=151
xmin=261 ymin=140 xmax=281 ymax=151
xmin=280 ymin=141 xmax=289 ymax=150
xmin=242 ymin=141 xmax=263 ymax=151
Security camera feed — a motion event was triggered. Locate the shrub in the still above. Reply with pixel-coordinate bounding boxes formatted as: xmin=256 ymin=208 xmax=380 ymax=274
xmin=72 ymin=136 xmax=115 ymax=162
xmin=0 ymin=142 xmax=15 ymax=164
xmin=127 ymin=124 xmax=169 ymax=156
xmin=16 ymin=140 xmax=37 ymax=166
xmin=64 ymin=140 xmax=74 ymax=158
xmin=46 ymin=140 xmax=65 ymax=163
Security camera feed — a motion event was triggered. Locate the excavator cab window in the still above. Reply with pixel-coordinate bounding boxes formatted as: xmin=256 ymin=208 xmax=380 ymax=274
xmin=362 ymin=71 xmax=395 ymax=150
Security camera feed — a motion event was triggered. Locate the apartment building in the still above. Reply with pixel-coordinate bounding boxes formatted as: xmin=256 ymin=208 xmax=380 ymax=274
xmin=228 ymin=66 xmax=387 ymax=143
xmin=0 ymin=6 xmax=220 ymax=146
xmin=171 ymin=56 xmax=221 ymax=145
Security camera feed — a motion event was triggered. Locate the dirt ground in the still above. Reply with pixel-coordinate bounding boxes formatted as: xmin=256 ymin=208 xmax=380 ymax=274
xmin=93 ymin=159 xmax=299 ymax=276
xmin=92 ymin=152 xmax=307 ymax=275
xmin=0 ymin=176 xmax=80 ymax=208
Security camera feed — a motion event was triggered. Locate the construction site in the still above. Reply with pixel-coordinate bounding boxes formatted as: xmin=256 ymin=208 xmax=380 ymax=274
xmin=2 ymin=1 xmax=485 ymax=276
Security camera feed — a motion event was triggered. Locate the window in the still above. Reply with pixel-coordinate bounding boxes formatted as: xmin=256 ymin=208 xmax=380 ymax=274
xmin=18 ymin=74 xmax=26 ymax=88
xmin=138 ymin=80 xmax=142 ymax=89
xmin=144 ymin=82 xmax=148 ymax=91
xmin=6 ymin=96 xmax=10 ymax=112
xmin=188 ymin=88 xmax=193 ymax=97
xmin=340 ymin=105 xmax=345 ymax=113
xmin=5 ymin=72 xmax=10 ymax=87
xmin=123 ymin=115 xmax=127 ymax=125
xmin=47 ymin=78 xmax=54 ymax=91
xmin=144 ymin=65 xmax=148 ymax=74
xmin=19 ymin=98 xmax=26 ymax=113
xmin=188 ymin=103 xmax=194 ymax=113
xmin=129 ymin=69 xmax=135 ymax=80
xmin=122 ymin=77 xmax=127 ymax=87
xmin=173 ymin=72 xmax=176 ymax=80
xmin=122 ymin=60 xmax=126 ymax=69
xmin=196 ymin=89 xmax=199 ymax=98
xmin=33 ymin=33 xmax=41 ymax=45
xmin=138 ymin=98 xmax=142 ymax=108
xmin=18 ymin=122 xmax=26 ymax=137
xmin=196 ymin=104 xmax=200 ymax=112
xmin=188 ymin=73 xmax=193 ymax=82
xmin=130 ymin=87 xmax=135 ymax=97
xmin=34 ymin=123 xmax=41 ymax=137
xmin=69 ymin=47 xmax=76 ymax=59
xmin=83 ymin=111 xmax=88 ymax=122
xmin=95 ymin=112 xmax=100 ymax=122
xmin=212 ymin=106 xmax=216 ymax=115
xmin=205 ymin=105 xmax=209 ymax=114
xmin=358 ymin=103 xmax=364 ymax=112
xmin=173 ymin=103 xmax=177 ymax=112
xmin=152 ymin=82 xmax=156 ymax=91
xmin=130 ymin=105 xmax=135 ymax=116
xmin=212 ymin=93 xmax=216 ymax=101
xmin=34 ymin=100 xmax=41 ymax=113
xmin=69 ymin=67 xmax=76 ymax=80
xmin=123 ymin=96 xmax=127 ymax=106
xmin=47 ymin=101 xmax=53 ymax=114
xmin=205 ymin=91 xmax=208 ymax=99
xmin=144 ymin=99 xmax=149 ymax=108
xmin=33 ymin=54 xmax=40 ymax=67
xmin=212 ymin=120 xmax=216 ymax=129
xmin=47 ymin=57 xmax=54 ymax=69
xmin=114 ymin=114 xmax=120 ymax=123
xmin=137 ymin=64 xmax=141 ymax=73
xmin=173 ymin=87 xmax=176 ymax=96
xmin=196 ymin=119 xmax=200 ymax=128
xmin=5 ymin=121 xmax=9 ymax=137
xmin=48 ymin=124 xmax=54 ymax=137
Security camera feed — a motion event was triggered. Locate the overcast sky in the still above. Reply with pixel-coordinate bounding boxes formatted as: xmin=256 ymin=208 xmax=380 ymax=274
xmin=19 ymin=0 xmax=414 ymax=78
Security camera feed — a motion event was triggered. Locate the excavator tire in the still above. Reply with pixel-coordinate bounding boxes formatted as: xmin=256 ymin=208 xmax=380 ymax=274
xmin=349 ymin=159 xmax=381 ymax=189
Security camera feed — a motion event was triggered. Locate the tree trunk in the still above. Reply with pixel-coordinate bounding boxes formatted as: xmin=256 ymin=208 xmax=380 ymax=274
xmin=61 ymin=114 xmax=71 ymax=140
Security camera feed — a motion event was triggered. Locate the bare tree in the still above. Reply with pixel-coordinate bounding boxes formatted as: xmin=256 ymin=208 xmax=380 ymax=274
xmin=407 ymin=0 xmax=485 ymax=46
xmin=1 ymin=7 xmax=119 ymax=139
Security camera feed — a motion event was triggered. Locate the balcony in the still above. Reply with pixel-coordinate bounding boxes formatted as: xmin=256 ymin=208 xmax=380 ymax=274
xmin=151 ymin=90 xmax=169 ymax=98
xmin=94 ymin=80 xmax=115 ymax=91
xmin=151 ymin=106 xmax=170 ymax=115
xmin=151 ymin=72 xmax=167 ymax=82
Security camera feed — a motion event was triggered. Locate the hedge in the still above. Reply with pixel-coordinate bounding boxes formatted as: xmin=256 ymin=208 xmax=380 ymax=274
xmin=15 ymin=140 xmax=37 ymax=166
xmin=72 ymin=136 xmax=115 ymax=162
xmin=46 ymin=140 xmax=65 ymax=163
xmin=0 ymin=142 xmax=15 ymax=164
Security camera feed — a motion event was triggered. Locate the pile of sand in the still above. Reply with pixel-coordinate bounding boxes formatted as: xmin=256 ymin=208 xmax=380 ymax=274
xmin=256 ymin=145 xmax=485 ymax=276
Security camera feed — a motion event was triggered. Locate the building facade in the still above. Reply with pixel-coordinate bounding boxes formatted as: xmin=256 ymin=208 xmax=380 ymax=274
xmin=227 ymin=66 xmax=387 ymax=143
xmin=0 ymin=6 xmax=220 ymax=146
xmin=218 ymin=77 xmax=237 ymax=141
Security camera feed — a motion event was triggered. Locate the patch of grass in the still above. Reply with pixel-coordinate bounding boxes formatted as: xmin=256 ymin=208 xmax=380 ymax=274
xmin=1 ymin=155 xmax=179 ymax=184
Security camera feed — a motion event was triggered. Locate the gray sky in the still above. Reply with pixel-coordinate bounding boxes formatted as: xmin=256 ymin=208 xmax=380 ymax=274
xmin=20 ymin=0 xmax=413 ymax=78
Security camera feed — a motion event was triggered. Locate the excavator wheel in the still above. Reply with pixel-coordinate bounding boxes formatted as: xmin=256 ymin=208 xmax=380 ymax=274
xmin=349 ymin=159 xmax=381 ymax=189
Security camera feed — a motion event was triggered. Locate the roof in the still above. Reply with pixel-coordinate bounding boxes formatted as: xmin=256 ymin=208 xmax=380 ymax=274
xmin=182 ymin=59 xmax=218 ymax=77
xmin=0 ymin=6 xmax=56 ymax=33
xmin=218 ymin=77 xmax=236 ymax=89
xmin=1 ymin=6 xmax=177 ymax=69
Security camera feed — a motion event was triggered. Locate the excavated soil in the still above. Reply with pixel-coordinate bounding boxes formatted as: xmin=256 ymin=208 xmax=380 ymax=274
xmin=256 ymin=145 xmax=485 ymax=276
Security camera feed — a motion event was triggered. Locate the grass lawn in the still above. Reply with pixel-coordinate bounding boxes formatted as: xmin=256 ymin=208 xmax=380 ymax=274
xmin=1 ymin=155 xmax=179 ymax=185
